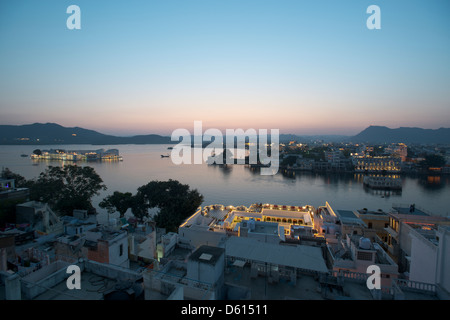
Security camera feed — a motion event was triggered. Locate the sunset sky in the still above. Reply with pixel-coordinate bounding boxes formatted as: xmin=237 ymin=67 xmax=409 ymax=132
xmin=1 ymin=0 xmax=449 ymax=136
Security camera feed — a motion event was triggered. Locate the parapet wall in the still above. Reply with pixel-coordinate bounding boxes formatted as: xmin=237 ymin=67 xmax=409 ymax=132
xmin=21 ymin=260 xmax=73 ymax=299
xmin=83 ymin=259 xmax=141 ymax=281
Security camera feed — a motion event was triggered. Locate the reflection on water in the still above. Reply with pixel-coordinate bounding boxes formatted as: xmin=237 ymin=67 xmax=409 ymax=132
xmin=1 ymin=144 xmax=449 ymax=217
xmin=362 ymin=186 xmax=402 ymax=198
xmin=419 ymin=175 xmax=446 ymax=191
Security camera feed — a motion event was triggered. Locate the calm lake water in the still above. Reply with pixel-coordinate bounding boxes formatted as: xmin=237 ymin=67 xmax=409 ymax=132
xmin=1 ymin=144 xmax=449 ymax=223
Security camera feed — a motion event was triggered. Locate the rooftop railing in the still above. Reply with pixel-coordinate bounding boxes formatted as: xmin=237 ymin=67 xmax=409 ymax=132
xmin=391 ymin=203 xmax=434 ymax=216
xmin=394 ymin=278 xmax=436 ymax=293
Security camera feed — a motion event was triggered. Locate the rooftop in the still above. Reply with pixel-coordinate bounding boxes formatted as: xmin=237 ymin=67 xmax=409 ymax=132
xmin=204 ymin=208 xmax=229 ymax=221
xmin=336 ymin=210 xmax=358 ymax=220
xmin=87 ymin=227 xmax=126 ymax=242
xmin=31 ymin=271 xmax=116 ymax=300
xmin=188 ymin=245 xmax=225 ymax=266
xmin=334 ymin=209 xmax=367 ymax=227
xmin=261 ymin=208 xmax=312 ymax=218
xmin=252 ymin=221 xmax=279 ymax=235
xmin=392 ymin=206 xmax=429 ymax=216
xmin=224 ymin=265 xmax=374 ymax=300
xmin=16 ymin=201 xmax=47 ymax=209
xmin=408 ymin=223 xmax=441 ymax=246
xmin=356 ymin=209 xmax=388 ymax=216
xmin=225 ymin=237 xmax=328 ymax=274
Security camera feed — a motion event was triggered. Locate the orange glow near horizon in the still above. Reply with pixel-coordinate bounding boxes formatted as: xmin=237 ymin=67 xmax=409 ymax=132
xmin=1 ymin=1 xmax=449 ymax=137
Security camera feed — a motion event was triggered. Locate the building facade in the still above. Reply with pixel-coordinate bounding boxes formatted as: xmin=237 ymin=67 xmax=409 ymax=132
xmin=354 ymin=157 xmax=401 ymax=173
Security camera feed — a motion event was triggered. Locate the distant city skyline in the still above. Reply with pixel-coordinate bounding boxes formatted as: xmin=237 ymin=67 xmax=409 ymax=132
xmin=1 ymin=0 xmax=449 ymax=137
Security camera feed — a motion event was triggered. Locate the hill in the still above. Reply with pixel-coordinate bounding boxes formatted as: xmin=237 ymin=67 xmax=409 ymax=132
xmin=279 ymin=134 xmax=349 ymax=143
xmin=0 ymin=123 xmax=174 ymax=145
xmin=350 ymin=126 xmax=450 ymax=144
xmin=1 ymin=123 xmax=449 ymax=145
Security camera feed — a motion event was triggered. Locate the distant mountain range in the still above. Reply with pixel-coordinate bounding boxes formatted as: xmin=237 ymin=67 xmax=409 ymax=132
xmin=281 ymin=126 xmax=450 ymax=144
xmin=349 ymin=126 xmax=450 ymax=144
xmin=279 ymin=134 xmax=349 ymax=143
xmin=0 ymin=123 xmax=449 ymax=145
xmin=0 ymin=123 xmax=174 ymax=145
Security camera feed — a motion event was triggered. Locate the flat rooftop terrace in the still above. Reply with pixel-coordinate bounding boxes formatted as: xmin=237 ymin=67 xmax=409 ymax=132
xmin=336 ymin=210 xmax=358 ymax=219
xmin=225 ymin=237 xmax=328 ymax=273
xmin=32 ymin=271 xmax=117 ymax=300
xmin=205 ymin=208 xmax=229 ymax=221
xmin=253 ymin=221 xmax=278 ymax=234
xmin=392 ymin=207 xmax=429 ymax=216
xmin=224 ymin=265 xmax=374 ymax=300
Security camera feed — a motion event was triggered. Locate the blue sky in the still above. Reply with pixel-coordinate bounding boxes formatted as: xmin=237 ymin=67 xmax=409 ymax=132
xmin=1 ymin=0 xmax=449 ymax=136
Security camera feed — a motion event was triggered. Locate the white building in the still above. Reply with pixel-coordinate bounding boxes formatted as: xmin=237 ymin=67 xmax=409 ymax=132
xmin=354 ymin=157 xmax=401 ymax=173
xmin=84 ymin=228 xmax=129 ymax=268
xmin=178 ymin=204 xmax=315 ymax=248
xmin=315 ymin=202 xmax=371 ymax=244
xmin=409 ymin=225 xmax=450 ymax=298
xmin=16 ymin=201 xmax=64 ymax=235
xmin=330 ymin=234 xmax=398 ymax=288
xmin=223 ymin=205 xmax=314 ymax=238
xmin=225 ymin=236 xmax=329 ymax=284
xmin=187 ymin=245 xmax=226 ymax=299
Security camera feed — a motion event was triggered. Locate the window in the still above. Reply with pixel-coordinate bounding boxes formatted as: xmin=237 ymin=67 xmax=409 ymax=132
xmin=119 ymin=244 xmax=123 ymax=256
xmin=368 ymin=222 xmax=373 ymax=229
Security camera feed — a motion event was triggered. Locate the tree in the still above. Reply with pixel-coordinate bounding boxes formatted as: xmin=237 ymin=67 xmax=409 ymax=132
xmin=420 ymin=154 xmax=446 ymax=170
xmin=281 ymin=155 xmax=297 ymax=167
xmin=29 ymin=165 xmax=106 ymax=216
xmin=135 ymin=179 xmax=204 ymax=232
xmin=130 ymin=192 xmax=150 ymax=223
xmin=99 ymin=191 xmax=133 ymax=218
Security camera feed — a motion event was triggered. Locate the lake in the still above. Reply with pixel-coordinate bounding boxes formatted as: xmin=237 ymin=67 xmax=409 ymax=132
xmin=1 ymin=144 xmax=449 ymax=224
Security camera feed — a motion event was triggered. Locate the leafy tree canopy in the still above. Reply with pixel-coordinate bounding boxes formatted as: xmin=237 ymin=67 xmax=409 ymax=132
xmin=99 ymin=191 xmax=133 ymax=217
xmin=420 ymin=154 xmax=446 ymax=169
xmin=30 ymin=165 xmax=106 ymax=216
xmin=136 ymin=179 xmax=204 ymax=232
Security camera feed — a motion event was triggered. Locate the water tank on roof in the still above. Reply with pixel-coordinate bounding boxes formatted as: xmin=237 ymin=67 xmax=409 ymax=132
xmin=328 ymin=225 xmax=336 ymax=235
xmin=359 ymin=237 xmax=372 ymax=250
xmin=248 ymin=219 xmax=256 ymax=231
